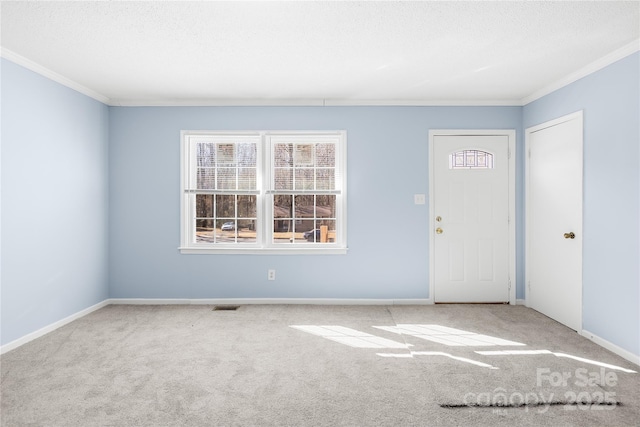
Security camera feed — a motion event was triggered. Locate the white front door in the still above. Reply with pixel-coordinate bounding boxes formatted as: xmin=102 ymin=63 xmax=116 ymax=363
xmin=432 ymin=134 xmax=511 ymax=303
xmin=526 ymin=111 xmax=583 ymax=331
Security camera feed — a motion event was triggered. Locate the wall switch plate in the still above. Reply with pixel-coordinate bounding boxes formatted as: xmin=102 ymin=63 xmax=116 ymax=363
xmin=414 ymin=194 xmax=426 ymax=205
xmin=268 ymin=269 xmax=276 ymax=280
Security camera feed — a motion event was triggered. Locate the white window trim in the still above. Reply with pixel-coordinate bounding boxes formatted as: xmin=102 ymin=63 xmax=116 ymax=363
xmin=179 ymin=130 xmax=348 ymax=255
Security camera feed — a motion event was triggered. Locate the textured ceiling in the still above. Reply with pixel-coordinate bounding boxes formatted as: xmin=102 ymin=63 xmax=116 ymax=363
xmin=1 ymin=1 xmax=639 ymax=106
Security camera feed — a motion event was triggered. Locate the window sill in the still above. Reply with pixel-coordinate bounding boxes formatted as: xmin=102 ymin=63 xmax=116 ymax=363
xmin=178 ymin=246 xmax=348 ymax=255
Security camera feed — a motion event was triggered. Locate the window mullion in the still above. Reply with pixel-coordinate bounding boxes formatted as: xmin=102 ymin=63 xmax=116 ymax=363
xmin=261 ymin=134 xmax=270 ymax=247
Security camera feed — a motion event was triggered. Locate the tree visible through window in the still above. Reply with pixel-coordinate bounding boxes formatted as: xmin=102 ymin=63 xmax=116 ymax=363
xmin=180 ymin=131 xmax=346 ymax=253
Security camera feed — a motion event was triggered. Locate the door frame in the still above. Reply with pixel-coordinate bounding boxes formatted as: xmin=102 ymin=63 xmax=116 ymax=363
xmin=428 ymin=130 xmax=517 ymax=304
xmin=524 ymin=110 xmax=583 ymax=328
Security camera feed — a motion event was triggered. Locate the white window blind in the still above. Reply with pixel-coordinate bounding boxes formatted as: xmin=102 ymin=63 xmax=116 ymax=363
xmin=186 ymin=135 xmax=260 ymax=193
xmin=268 ymin=135 xmax=341 ymax=194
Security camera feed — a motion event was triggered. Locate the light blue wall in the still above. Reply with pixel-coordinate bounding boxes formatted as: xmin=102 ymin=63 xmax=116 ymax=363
xmin=0 ymin=59 xmax=110 ymax=346
xmin=523 ymin=52 xmax=640 ymax=357
xmin=108 ymin=106 xmax=523 ymax=299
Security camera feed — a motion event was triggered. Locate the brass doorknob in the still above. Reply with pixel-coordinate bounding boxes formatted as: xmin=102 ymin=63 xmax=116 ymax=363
xmin=564 ymin=232 xmax=575 ymax=239
xmin=436 ymin=227 xmax=443 ymax=234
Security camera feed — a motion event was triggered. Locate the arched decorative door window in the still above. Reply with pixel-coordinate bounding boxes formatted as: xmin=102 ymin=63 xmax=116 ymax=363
xmin=449 ymin=150 xmax=494 ymax=169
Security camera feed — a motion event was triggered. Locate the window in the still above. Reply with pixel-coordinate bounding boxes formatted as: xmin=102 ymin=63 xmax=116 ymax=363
xmin=180 ymin=131 xmax=347 ymax=254
xmin=449 ymin=150 xmax=494 ymax=169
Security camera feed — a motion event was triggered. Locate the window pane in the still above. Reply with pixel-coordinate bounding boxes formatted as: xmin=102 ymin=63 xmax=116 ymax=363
xmin=295 ymin=168 xmax=314 ymax=190
xmin=216 ymin=195 xmax=235 ymax=218
xmin=196 ymin=143 xmax=216 ymax=167
xmin=237 ymin=195 xmax=257 ymax=217
xmin=217 ymin=168 xmax=236 ymax=190
xmin=238 ymin=168 xmax=256 ymax=190
xmin=294 ymin=144 xmax=314 ymax=165
xmin=316 ymin=195 xmax=336 ymax=218
xmin=217 ymin=143 xmax=235 ymax=164
xmin=298 ymin=220 xmax=315 ymax=242
xmin=217 ymin=220 xmax=237 ymax=243
xmin=477 ymin=152 xmax=487 ymax=167
xmin=196 ymin=195 xmax=214 ymax=218
xmin=466 ymin=152 xmax=475 ymax=165
xmin=237 ymin=220 xmax=257 ymax=243
xmin=454 ymin=152 xmax=464 ymax=167
xmin=316 ymin=168 xmax=335 ymax=190
xmin=273 ymin=220 xmax=293 ymax=244
xmin=322 ymin=221 xmax=336 ymax=243
xmin=197 ymin=168 xmax=215 ymax=189
xmin=237 ymin=142 xmax=257 ymax=167
xmin=274 ymin=168 xmax=292 ymax=190
xmin=195 ymin=219 xmax=215 ymax=243
xmin=274 ymin=144 xmax=293 ymax=167
xmin=273 ymin=195 xmax=292 ymax=218
xmin=316 ymin=143 xmax=335 ymax=167
xmin=295 ymin=195 xmax=315 ymax=218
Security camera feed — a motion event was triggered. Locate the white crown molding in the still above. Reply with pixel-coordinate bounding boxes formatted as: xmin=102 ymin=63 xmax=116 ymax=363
xmin=110 ymin=98 xmax=327 ymax=107
xmin=520 ymin=39 xmax=640 ymax=106
xmin=1 ymin=47 xmax=111 ymax=105
xmin=110 ymin=98 xmax=521 ymax=107
xmin=324 ymin=99 xmax=519 ymax=107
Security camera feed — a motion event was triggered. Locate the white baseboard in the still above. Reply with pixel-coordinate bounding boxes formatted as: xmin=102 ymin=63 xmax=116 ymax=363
xmin=0 ymin=299 xmax=110 ymax=355
xmin=108 ymin=298 xmax=192 ymax=305
xmin=515 ymin=299 xmax=526 ymax=305
xmin=108 ymin=298 xmax=433 ymax=306
xmin=581 ymin=329 xmax=640 ymax=367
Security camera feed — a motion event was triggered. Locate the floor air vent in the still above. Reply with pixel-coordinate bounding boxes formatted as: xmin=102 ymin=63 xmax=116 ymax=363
xmin=212 ymin=305 xmax=240 ymax=311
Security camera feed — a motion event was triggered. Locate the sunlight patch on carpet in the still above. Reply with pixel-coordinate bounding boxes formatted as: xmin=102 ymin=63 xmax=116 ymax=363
xmin=373 ymin=324 xmax=526 ymax=347
xmin=290 ymin=325 xmax=412 ymax=349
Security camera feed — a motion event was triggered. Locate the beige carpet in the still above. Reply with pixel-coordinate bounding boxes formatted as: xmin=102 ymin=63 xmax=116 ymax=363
xmin=1 ymin=304 xmax=638 ymax=426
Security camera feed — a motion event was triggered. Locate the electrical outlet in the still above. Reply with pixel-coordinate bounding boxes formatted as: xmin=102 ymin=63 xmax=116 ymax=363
xmin=414 ymin=194 xmax=426 ymax=205
xmin=268 ymin=269 xmax=276 ymax=281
